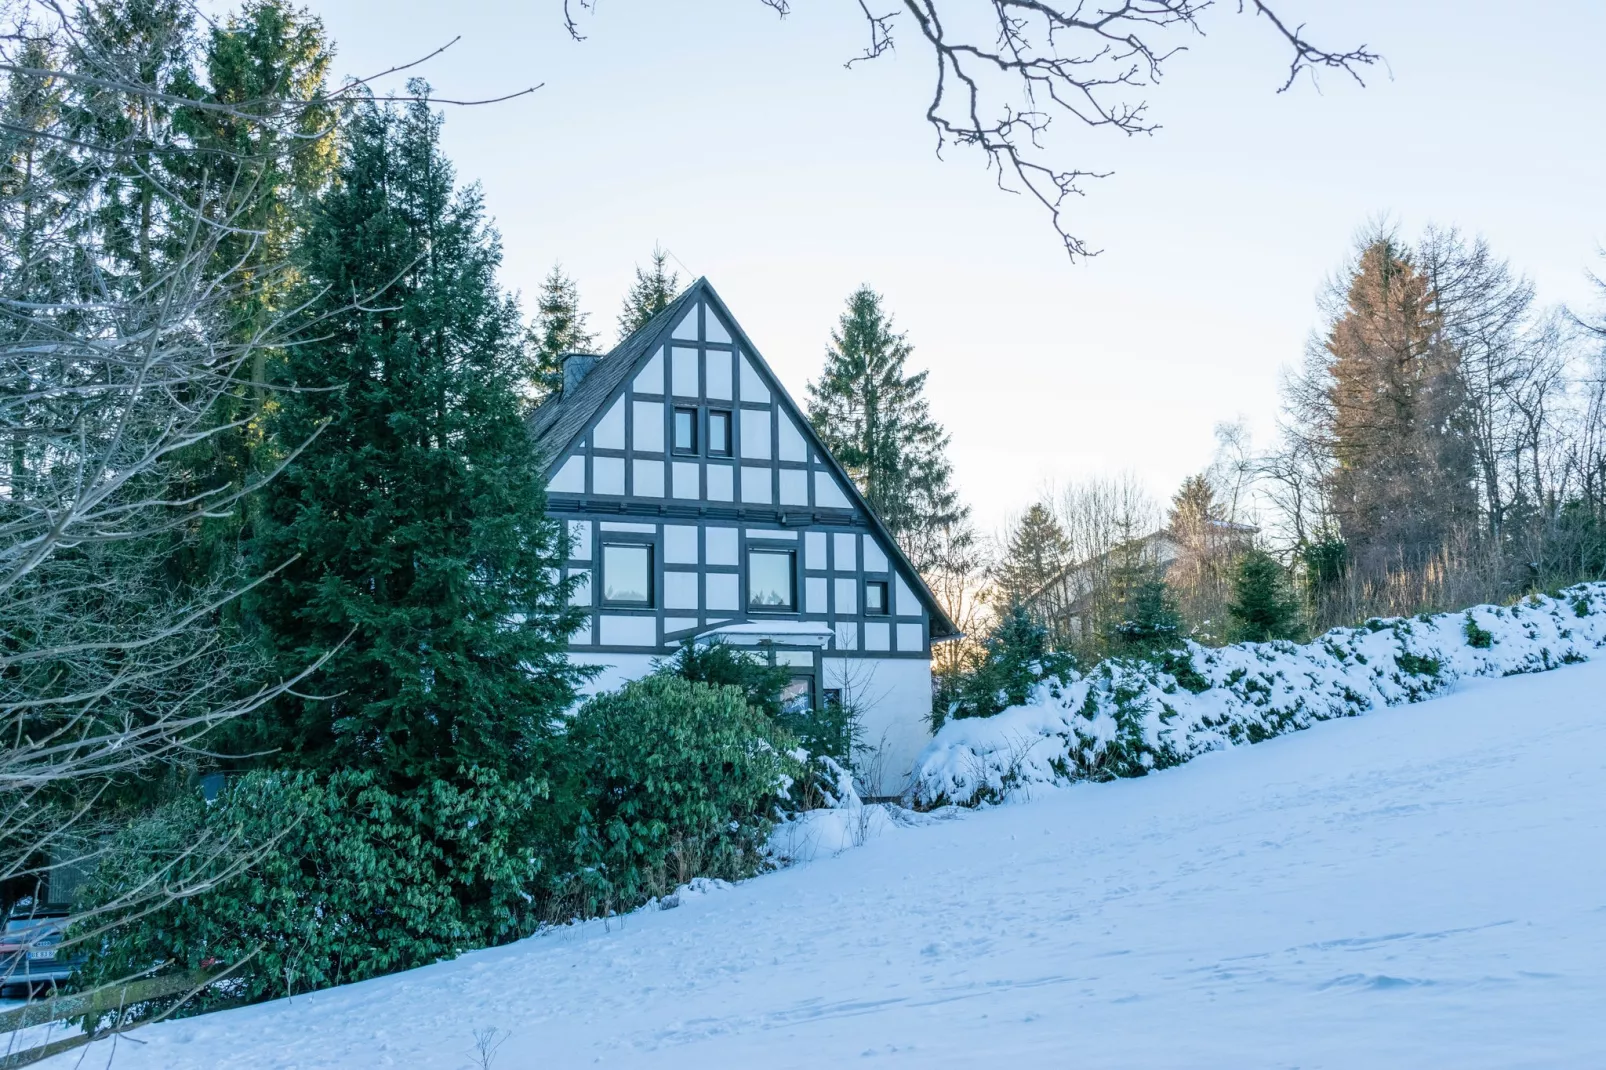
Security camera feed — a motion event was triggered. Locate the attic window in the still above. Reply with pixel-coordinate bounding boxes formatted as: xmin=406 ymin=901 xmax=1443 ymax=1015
xmin=707 ymin=410 xmax=732 ymax=457
xmin=673 ymin=407 xmax=698 ymax=454
xmin=864 ymin=580 xmax=889 ymax=616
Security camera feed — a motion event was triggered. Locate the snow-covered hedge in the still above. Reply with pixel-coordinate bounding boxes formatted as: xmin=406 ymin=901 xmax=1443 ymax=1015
xmin=913 ymin=583 xmax=1606 ymax=807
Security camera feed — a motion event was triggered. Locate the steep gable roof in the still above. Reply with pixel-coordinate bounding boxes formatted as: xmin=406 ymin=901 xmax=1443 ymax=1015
xmin=527 ymin=278 xmax=960 ymax=640
xmin=528 ymin=285 xmax=701 ymax=465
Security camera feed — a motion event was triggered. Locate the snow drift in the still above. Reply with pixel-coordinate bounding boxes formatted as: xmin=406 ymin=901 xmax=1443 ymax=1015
xmin=914 ymin=583 xmax=1606 ymax=807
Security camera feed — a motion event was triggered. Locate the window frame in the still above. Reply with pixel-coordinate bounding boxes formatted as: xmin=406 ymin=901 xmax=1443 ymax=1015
xmin=706 ymin=409 xmax=733 ymax=458
xmin=864 ymin=579 xmax=890 ymax=616
xmin=599 ymin=541 xmax=655 ymax=608
xmin=746 ymin=547 xmax=797 ymax=612
xmin=672 ymin=406 xmax=699 ymax=455
xmin=779 ymin=674 xmax=815 ymax=716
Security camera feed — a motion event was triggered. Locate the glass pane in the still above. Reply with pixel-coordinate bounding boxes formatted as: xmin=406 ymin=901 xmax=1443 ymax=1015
xmin=708 ymin=411 xmax=730 ymax=455
xmin=748 ymin=550 xmax=794 ymax=609
xmin=674 ymin=408 xmax=696 ymax=452
xmin=780 ymin=676 xmax=812 ymax=715
xmin=865 ymin=581 xmax=887 ymax=614
xmin=603 ymin=545 xmax=651 ymax=604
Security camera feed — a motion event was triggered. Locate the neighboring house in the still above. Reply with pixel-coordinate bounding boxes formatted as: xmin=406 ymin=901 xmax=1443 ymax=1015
xmin=529 ymin=279 xmax=959 ymax=795
xmin=1024 ymin=520 xmax=1257 ymax=640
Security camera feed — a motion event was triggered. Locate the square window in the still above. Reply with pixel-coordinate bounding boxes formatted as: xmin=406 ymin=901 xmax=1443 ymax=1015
xmin=748 ymin=548 xmax=796 ymax=611
xmin=822 ymin=687 xmax=843 ymax=709
xmin=673 ymin=407 xmax=698 ymax=454
xmin=707 ymin=410 xmax=732 ymax=457
xmin=780 ymin=675 xmax=814 ymax=716
xmin=602 ymin=544 xmax=652 ymax=606
xmin=865 ymin=580 xmax=889 ymax=615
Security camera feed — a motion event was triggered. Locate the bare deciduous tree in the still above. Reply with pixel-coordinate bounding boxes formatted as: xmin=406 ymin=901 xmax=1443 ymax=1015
xmin=563 ymin=1 xmax=1377 ymax=258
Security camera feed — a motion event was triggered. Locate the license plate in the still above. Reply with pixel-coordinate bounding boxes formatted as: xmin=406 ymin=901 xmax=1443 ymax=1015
xmin=27 ymin=949 xmax=55 ymax=961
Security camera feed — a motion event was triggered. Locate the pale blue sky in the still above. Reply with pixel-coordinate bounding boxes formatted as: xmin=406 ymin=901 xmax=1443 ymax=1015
xmin=307 ymin=0 xmax=1605 ymax=534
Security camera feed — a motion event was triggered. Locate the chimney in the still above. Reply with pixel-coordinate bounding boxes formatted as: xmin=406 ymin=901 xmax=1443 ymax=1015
xmin=562 ymin=353 xmax=600 ymax=397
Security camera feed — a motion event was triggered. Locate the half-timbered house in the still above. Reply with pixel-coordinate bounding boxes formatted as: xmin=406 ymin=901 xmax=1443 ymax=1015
xmin=529 ymin=279 xmax=958 ymax=795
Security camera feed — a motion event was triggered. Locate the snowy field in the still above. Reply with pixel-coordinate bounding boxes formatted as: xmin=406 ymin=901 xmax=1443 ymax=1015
xmin=35 ymin=659 xmax=1606 ymax=1069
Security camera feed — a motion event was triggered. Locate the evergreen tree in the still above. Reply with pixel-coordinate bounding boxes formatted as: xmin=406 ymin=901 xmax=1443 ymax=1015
xmin=1321 ymin=236 xmax=1477 ymax=574
xmin=616 ymin=245 xmax=680 ymax=341
xmin=532 ymin=262 xmax=595 ymax=399
xmin=992 ymin=502 xmax=1072 ymax=607
xmin=945 ymin=604 xmax=1072 ymax=724
xmin=1227 ymin=550 xmax=1302 ymax=642
xmin=807 ymin=285 xmax=968 ymax=567
xmin=248 ymin=86 xmax=586 ymax=783
xmin=1106 ymin=578 xmax=1183 ymax=655
xmin=69 ymin=0 xmax=196 ymax=290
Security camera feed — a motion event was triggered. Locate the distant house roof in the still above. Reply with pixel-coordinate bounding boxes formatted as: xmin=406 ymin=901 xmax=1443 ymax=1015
xmin=525 ymin=277 xmax=960 ymax=640
xmin=1022 ymin=520 xmax=1259 ymax=620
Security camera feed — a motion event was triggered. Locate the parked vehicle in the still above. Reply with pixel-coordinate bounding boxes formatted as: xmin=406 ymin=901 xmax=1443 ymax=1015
xmin=0 ymin=904 xmax=84 ymax=998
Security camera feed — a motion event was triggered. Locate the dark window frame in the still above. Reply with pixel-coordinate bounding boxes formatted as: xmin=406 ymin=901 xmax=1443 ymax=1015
xmin=707 ymin=409 xmax=733 ymax=458
xmin=600 ymin=541 xmax=655 ymax=608
xmin=780 ymin=673 xmax=815 ymax=716
xmin=672 ymin=406 xmax=699 ymax=455
xmin=747 ymin=547 xmax=797 ymax=612
xmin=864 ymin=579 xmax=890 ymax=616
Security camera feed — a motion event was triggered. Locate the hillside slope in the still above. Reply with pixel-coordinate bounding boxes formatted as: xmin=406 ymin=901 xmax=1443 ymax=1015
xmin=37 ymin=661 xmax=1606 ymax=1069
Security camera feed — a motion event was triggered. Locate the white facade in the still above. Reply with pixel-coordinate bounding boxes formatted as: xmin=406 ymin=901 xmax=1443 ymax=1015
xmin=531 ymin=280 xmax=958 ymax=801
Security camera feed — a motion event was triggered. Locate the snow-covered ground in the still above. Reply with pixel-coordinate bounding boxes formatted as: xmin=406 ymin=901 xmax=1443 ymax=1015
xmin=35 ymin=660 xmax=1606 ymax=1069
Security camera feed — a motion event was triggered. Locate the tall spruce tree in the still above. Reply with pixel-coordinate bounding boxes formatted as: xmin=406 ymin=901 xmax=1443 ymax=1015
xmin=532 ymin=262 xmax=595 ymax=399
xmin=616 ymin=245 xmax=680 ymax=341
xmin=992 ymin=502 xmax=1072 ymax=608
xmin=1321 ymin=237 xmax=1477 ymax=575
xmin=807 ymin=285 xmax=968 ymax=568
xmin=248 ymin=86 xmax=585 ymax=783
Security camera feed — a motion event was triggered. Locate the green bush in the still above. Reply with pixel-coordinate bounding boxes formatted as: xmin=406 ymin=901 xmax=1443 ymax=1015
xmin=82 ymin=767 xmax=549 ymax=1013
xmin=1463 ymin=613 xmax=1494 ymax=649
xmin=659 ymin=639 xmax=853 ymax=769
xmin=554 ymin=675 xmax=802 ymax=911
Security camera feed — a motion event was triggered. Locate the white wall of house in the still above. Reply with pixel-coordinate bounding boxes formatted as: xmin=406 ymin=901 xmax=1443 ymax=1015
xmin=823 ymin=656 xmax=933 ymax=798
xmin=565 ymin=649 xmax=934 ymax=800
xmin=568 ymin=652 xmax=662 ymax=700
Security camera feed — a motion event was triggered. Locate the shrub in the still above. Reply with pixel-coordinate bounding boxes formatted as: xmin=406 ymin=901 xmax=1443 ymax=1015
xmin=657 ymin=641 xmax=854 ymax=765
xmin=82 ymin=767 xmax=549 ymax=1015
xmin=1463 ymin=613 xmax=1494 ymax=649
xmin=555 ymin=675 xmax=802 ymax=911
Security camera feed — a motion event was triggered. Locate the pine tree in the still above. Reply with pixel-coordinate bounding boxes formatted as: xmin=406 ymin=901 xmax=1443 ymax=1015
xmin=70 ymin=0 xmax=196 ymax=290
xmin=1321 ymin=236 xmax=1477 ymax=575
xmin=1106 ymin=578 xmax=1183 ymax=655
xmin=1227 ymin=550 xmax=1302 ymax=643
xmin=945 ymin=604 xmax=1072 ymax=723
xmin=616 ymin=245 xmax=680 ymax=341
xmin=807 ymin=285 xmax=968 ymax=568
xmin=532 ymin=263 xmax=595 ymax=399
xmin=992 ymin=502 xmax=1072 ymax=607
xmin=248 ymin=86 xmax=586 ymax=783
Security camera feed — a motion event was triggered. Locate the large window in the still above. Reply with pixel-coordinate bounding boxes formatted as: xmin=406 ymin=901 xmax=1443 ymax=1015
xmin=602 ymin=543 xmax=653 ymax=606
xmin=673 ymin=407 xmax=698 ymax=454
xmin=707 ymin=410 xmax=732 ymax=457
xmin=747 ymin=548 xmax=796 ymax=610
